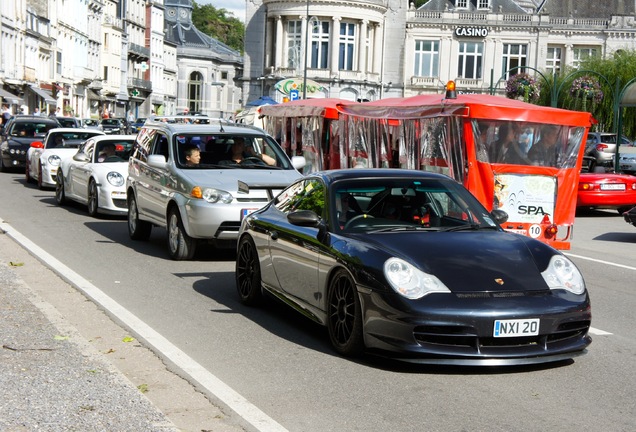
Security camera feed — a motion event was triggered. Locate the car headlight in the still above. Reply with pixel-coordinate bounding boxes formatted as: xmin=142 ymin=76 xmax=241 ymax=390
xmin=107 ymin=172 xmax=125 ymax=187
xmin=541 ymin=255 xmax=585 ymax=295
xmin=384 ymin=257 xmax=451 ymax=300
xmin=190 ymin=186 xmax=233 ymax=203
xmin=48 ymin=155 xmax=61 ymax=166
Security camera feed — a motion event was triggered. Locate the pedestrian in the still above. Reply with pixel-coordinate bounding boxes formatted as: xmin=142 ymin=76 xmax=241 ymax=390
xmin=33 ymin=107 xmax=41 ymax=116
xmin=127 ymin=110 xmax=135 ymax=134
xmin=1 ymin=104 xmax=11 ymax=123
xmin=55 ymin=107 xmax=62 ymax=117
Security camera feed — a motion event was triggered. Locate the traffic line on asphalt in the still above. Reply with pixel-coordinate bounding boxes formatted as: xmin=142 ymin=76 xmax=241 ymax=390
xmin=589 ymin=328 xmax=612 ymax=336
xmin=0 ymin=218 xmax=289 ymax=432
xmin=566 ymin=252 xmax=636 ymax=271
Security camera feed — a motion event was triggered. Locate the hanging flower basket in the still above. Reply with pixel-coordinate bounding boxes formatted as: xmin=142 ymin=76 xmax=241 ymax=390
xmin=570 ymin=75 xmax=604 ymax=104
xmin=505 ymin=73 xmax=540 ymax=103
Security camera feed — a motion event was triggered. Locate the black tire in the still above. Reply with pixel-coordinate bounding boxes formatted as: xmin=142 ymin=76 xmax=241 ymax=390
xmin=0 ymin=155 xmax=5 ymax=173
xmin=327 ymin=269 xmax=364 ymax=357
xmin=127 ymin=194 xmax=151 ymax=241
xmin=24 ymin=158 xmax=32 ymax=182
xmin=87 ymin=179 xmax=99 ymax=217
xmin=55 ymin=171 xmax=66 ymax=205
xmin=37 ymin=162 xmax=44 ymax=190
xmin=235 ymin=236 xmax=263 ymax=306
xmin=617 ymin=206 xmax=633 ymax=215
xmin=167 ymin=207 xmax=196 ymax=260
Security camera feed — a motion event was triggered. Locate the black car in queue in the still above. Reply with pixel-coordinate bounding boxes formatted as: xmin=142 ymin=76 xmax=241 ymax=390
xmin=0 ymin=115 xmax=60 ymax=172
xmin=235 ymin=169 xmax=592 ymax=366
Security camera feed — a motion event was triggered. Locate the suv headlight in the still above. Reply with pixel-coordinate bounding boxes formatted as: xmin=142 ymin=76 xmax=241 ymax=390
xmin=541 ymin=255 xmax=585 ymax=295
xmin=384 ymin=257 xmax=451 ymax=300
xmin=190 ymin=186 xmax=233 ymax=203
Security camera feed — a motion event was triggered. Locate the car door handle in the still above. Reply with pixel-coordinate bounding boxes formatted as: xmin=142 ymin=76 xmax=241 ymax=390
xmin=270 ymin=231 xmax=279 ymax=241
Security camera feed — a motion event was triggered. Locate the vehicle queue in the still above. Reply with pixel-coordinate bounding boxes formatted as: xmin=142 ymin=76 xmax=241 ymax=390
xmin=1 ymin=93 xmax=636 ymax=365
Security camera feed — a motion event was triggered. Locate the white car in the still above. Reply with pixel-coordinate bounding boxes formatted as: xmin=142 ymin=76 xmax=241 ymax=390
xmin=26 ymin=128 xmax=105 ymax=189
xmin=55 ymin=135 xmax=134 ymax=216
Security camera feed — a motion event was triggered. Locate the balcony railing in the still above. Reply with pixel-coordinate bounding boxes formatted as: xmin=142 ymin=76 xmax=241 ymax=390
xmin=128 ymin=43 xmax=150 ymax=59
xmin=127 ymin=77 xmax=152 ymax=91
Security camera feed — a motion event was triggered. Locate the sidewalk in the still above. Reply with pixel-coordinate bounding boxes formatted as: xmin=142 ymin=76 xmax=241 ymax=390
xmin=0 ymin=229 xmax=246 ymax=431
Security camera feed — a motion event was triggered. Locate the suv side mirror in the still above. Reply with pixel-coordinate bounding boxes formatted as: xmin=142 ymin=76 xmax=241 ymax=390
xmin=147 ymin=154 xmax=167 ymax=169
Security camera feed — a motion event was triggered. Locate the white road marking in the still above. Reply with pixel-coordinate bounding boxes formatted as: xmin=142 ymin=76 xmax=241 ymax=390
xmin=566 ymin=252 xmax=636 ymax=271
xmin=0 ymin=219 xmax=289 ymax=432
xmin=589 ymin=327 xmax=613 ymax=336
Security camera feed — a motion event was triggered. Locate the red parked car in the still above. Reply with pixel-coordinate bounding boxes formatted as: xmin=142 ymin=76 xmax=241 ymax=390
xmin=577 ymin=157 xmax=636 ymax=214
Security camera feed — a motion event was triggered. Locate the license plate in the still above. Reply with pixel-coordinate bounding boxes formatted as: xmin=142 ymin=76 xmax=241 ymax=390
xmin=600 ymin=183 xmax=626 ymax=191
xmin=493 ymin=318 xmax=540 ymax=337
xmin=241 ymin=208 xmax=258 ymax=219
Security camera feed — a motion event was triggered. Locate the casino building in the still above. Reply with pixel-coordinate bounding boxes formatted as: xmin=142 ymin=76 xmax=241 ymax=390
xmin=243 ymin=0 xmax=636 ymax=103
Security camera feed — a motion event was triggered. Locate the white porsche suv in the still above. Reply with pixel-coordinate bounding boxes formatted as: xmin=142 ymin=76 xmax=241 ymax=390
xmin=126 ymin=116 xmax=305 ymax=260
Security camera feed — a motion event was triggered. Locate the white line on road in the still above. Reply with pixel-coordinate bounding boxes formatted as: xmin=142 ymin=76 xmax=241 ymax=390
xmin=0 ymin=218 xmax=289 ymax=432
xmin=566 ymin=252 xmax=636 ymax=271
xmin=589 ymin=328 xmax=613 ymax=336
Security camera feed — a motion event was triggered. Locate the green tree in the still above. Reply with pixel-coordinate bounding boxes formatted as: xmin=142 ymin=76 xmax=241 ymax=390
xmin=192 ymin=1 xmax=245 ymax=53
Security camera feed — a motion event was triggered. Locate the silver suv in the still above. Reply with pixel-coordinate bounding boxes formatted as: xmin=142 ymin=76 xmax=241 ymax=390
xmin=126 ymin=117 xmax=305 ymax=259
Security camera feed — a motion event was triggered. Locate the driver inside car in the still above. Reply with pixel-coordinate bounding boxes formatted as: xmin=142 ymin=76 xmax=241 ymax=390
xmin=223 ymin=137 xmax=276 ymax=166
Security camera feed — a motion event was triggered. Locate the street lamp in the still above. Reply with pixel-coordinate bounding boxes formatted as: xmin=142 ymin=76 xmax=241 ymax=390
xmin=302 ymin=0 xmax=310 ymax=99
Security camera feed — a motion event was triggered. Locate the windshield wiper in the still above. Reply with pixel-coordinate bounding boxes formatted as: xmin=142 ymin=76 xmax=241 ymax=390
xmin=442 ymin=224 xmax=496 ymax=232
xmin=371 ymin=226 xmax=435 ymax=233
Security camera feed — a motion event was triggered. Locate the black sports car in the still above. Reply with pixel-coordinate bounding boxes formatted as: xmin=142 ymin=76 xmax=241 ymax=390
xmin=624 ymin=206 xmax=636 ymax=227
xmin=236 ymin=169 xmax=592 ymax=366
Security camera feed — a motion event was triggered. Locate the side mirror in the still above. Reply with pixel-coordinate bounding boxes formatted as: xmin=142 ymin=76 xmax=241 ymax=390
xmin=73 ymin=153 xmax=90 ymax=162
xmin=491 ymin=209 xmax=509 ymax=225
xmin=147 ymin=154 xmax=167 ymax=169
xmin=30 ymin=141 xmax=44 ymax=149
xmin=291 ymin=155 xmax=306 ymax=170
xmin=287 ymin=209 xmax=321 ymax=227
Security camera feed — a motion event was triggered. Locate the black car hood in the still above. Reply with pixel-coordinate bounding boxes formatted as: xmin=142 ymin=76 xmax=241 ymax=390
xmin=354 ymin=231 xmax=551 ymax=293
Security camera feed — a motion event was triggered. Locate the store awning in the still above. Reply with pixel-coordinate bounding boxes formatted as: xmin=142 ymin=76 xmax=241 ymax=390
xmin=29 ymin=85 xmax=56 ymax=105
xmin=88 ymin=89 xmax=103 ymax=100
xmin=0 ymin=87 xmax=25 ymax=105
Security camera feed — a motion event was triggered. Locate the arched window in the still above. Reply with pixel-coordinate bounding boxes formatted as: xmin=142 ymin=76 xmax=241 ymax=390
xmin=188 ymin=71 xmax=203 ymax=113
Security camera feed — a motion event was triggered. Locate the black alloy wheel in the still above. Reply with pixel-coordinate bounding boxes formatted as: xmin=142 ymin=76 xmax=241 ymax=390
xmin=327 ymin=269 xmax=364 ymax=357
xmin=235 ymin=236 xmax=263 ymax=306
xmin=55 ymin=172 xmax=66 ymax=205
xmin=87 ymin=179 xmax=99 ymax=217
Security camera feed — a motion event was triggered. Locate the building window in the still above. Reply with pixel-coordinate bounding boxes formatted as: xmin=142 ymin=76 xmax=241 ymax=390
xmin=456 ymin=0 xmax=468 ymax=9
xmin=188 ymin=71 xmax=203 ymax=113
xmin=414 ymin=40 xmax=439 ymax=77
xmin=477 ymin=0 xmax=490 ymax=9
xmin=572 ymin=47 xmax=599 ymax=69
xmin=103 ymin=66 xmax=108 ymax=81
xmin=546 ymin=46 xmax=562 ymax=75
xmin=457 ymin=42 xmax=482 ymax=79
xmin=221 ymin=71 xmax=228 ymax=80
xmin=501 ymin=44 xmax=527 ymax=79
xmin=310 ymin=20 xmax=330 ymax=69
xmin=286 ymin=20 xmax=302 ymax=69
xmin=56 ymin=51 xmax=62 ymax=75
xmin=339 ymin=22 xmax=356 ymax=71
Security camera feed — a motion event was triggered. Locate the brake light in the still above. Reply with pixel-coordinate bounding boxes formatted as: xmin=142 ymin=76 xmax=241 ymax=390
xmin=595 ymin=143 xmax=609 ymax=152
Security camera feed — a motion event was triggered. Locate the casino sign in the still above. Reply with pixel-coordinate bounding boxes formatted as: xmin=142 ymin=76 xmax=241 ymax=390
xmin=454 ymin=27 xmax=489 ymax=38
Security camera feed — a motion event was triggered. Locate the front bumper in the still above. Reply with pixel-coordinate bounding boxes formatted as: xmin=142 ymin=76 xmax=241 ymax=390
xmin=360 ymin=289 xmax=591 ymax=366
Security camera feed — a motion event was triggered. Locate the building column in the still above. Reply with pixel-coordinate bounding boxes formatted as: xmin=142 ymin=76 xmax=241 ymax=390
xmin=275 ymin=15 xmax=283 ymax=69
xmin=330 ymin=16 xmax=341 ymax=76
xmin=358 ymin=19 xmax=367 ymax=73
xmin=373 ymin=22 xmax=383 ymax=76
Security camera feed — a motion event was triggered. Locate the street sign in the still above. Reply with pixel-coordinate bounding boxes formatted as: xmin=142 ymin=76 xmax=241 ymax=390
xmin=290 ymin=89 xmax=299 ymax=101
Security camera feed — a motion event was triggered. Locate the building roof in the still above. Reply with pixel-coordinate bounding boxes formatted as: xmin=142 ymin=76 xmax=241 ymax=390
xmin=163 ymin=0 xmax=241 ymax=61
xmin=418 ymin=0 xmax=528 ymax=14
xmin=538 ymin=0 xmax=635 ymax=18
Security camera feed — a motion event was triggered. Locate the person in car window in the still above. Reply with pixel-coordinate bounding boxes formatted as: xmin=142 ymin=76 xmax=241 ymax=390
xmin=183 ymin=145 xmax=200 ymax=166
xmin=226 ymin=137 xmax=276 ymax=166
xmin=528 ymin=124 xmax=559 ymax=166
xmin=98 ymin=143 xmax=118 ymax=162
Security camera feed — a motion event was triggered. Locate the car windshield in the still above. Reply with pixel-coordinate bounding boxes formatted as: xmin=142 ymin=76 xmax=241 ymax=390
xmin=83 ymin=119 xmax=99 ymax=126
xmin=174 ymin=134 xmax=290 ymax=169
xmin=95 ymin=139 xmax=134 ymax=162
xmin=333 ymin=177 xmax=500 ymax=233
xmin=57 ymin=118 xmax=78 ymax=127
xmin=10 ymin=121 xmax=57 ymax=138
xmin=48 ymin=132 xmax=102 ymax=148
xmin=101 ymin=119 xmax=120 ymax=126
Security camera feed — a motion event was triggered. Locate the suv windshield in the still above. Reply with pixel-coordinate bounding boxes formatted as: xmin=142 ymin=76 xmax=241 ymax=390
xmin=175 ymin=134 xmax=288 ymax=169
